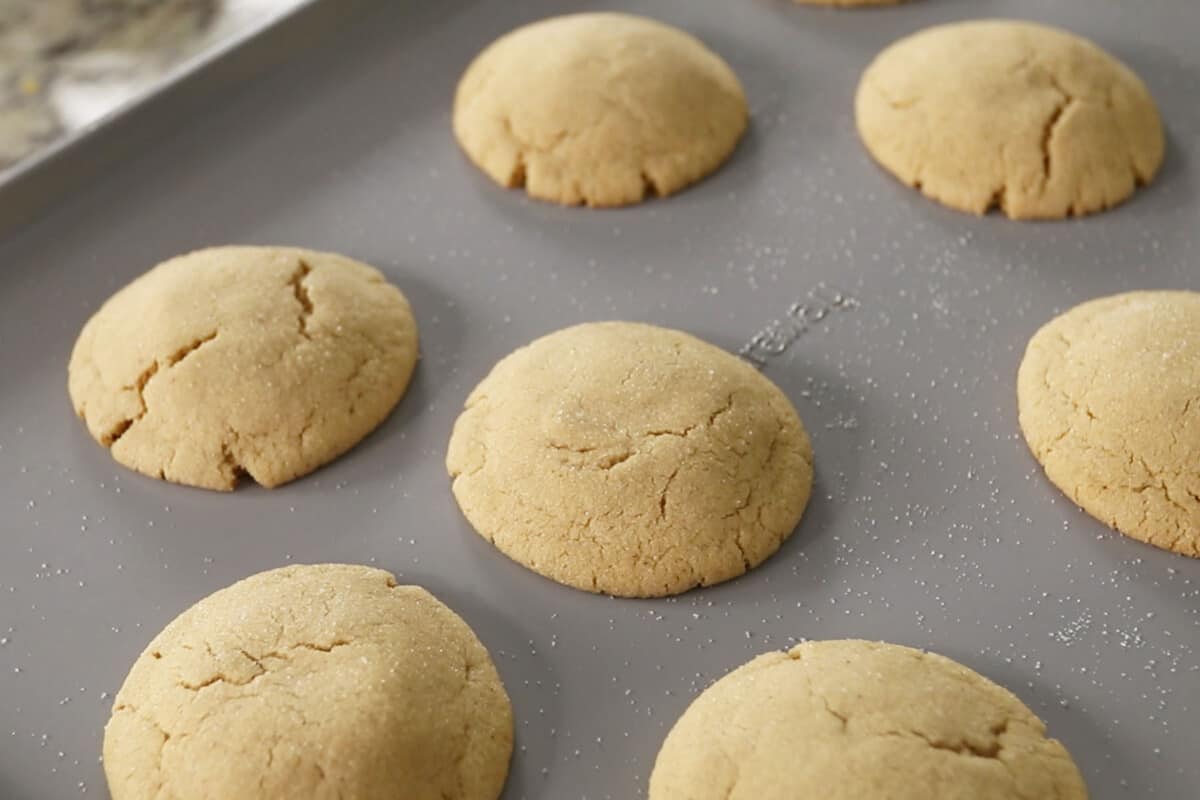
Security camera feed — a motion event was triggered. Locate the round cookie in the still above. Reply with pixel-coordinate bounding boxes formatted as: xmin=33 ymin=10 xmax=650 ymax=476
xmin=1017 ymin=291 xmax=1200 ymax=557
xmin=103 ymin=564 xmax=513 ymax=800
xmin=446 ymin=321 xmax=813 ymax=597
xmin=649 ymin=639 xmax=1088 ymax=800
xmin=68 ymin=246 xmax=418 ymax=490
xmin=856 ymin=20 xmax=1164 ymax=219
xmin=452 ymin=13 xmax=748 ymax=207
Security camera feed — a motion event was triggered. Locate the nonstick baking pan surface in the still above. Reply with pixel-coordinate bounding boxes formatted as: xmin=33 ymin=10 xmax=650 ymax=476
xmin=1 ymin=0 xmax=1197 ymax=797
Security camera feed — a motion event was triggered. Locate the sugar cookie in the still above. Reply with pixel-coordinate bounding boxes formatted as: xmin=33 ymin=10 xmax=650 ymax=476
xmin=650 ymin=639 xmax=1088 ymax=800
xmin=68 ymin=246 xmax=418 ymax=490
xmin=446 ymin=321 xmax=813 ymax=597
xmin=1018 ymin=291 xmax=1200 ymax=557
xmin=453 ymin=13 xmax=747 ymax=207
xmin=856 ymin=20 xmax=1163 ymax=219
xmin=103 ymin=564 xmax=513 ymax=800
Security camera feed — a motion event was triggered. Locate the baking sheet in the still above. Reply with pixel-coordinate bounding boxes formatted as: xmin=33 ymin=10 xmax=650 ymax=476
xmin=1 ymin=0 xmax=1197 ymax=797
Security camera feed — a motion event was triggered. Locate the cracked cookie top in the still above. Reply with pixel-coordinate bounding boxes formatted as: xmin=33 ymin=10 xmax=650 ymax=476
xmin=649 ymin=639 xmax=1088 ymax=800
xmin=67 ymin=246 xmax=418 ymax=490
xmin=446 ymin=321 xmax=813 ymax=597
xmin=103 ymin=564 xmax=513 ymax=800
xmin=1018 ymin=291 xmax=1200 ymax=557
xmin=452 ymin=13 xmax=747 ymax=208
xmin=856 ymin=20 xmax=1163 ymax=220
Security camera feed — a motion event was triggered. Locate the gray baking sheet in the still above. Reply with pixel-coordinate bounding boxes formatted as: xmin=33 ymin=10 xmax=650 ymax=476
xmin=1 ymin=0 xmax=1198 ymax=798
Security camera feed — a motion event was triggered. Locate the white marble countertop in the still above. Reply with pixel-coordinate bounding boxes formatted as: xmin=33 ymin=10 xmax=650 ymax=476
xmin=1 ymin=0 xmax=307 ymax=177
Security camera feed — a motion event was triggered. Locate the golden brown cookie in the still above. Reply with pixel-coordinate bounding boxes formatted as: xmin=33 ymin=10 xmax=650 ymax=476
xmin=650 ymin=639 xmax=1088 ymax=800
xmin=68 ymin=246 xmax=418 ymax=490
xmin=103 ymin=564 xmax=513 ymax=800
xmin=856 ymin=20 xmax=1163 ymax=219
xmin=446 ymin=321 xmax=813 ymax=597
xmin=1018 ymin=291 xmax=1200 ymax=557
xmin=452 ymin=13 xmax=748 ymax=207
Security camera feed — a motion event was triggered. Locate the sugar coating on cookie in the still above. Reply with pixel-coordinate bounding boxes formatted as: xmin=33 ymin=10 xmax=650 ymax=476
xmin=446 ymin=321 xmax=813 ymax=597
xmin=452 ymin=13 xmax=748 ymax=207
xmin=68 ymin=246 xmax=418 ymax=490
xmin=650 ymin=639 xmax=1088 ymax=800
xmin=856 ymin=20 xmax=1163 ymax=219
xmin=103 ymin=564 xmax=513 ymax=800
xmin=1018 ymin=291 xmax=1200 ymax=557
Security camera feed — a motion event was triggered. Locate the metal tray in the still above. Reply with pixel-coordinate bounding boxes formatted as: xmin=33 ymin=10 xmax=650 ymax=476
xmin=1 ymin=0 xmax=1197 ymax=797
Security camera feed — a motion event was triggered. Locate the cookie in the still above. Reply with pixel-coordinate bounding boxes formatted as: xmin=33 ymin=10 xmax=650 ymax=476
xmin=650 ymin=639 xmax=1088 ymax=800
xmin=856 ymin=20 xmax=1164 ymax=219
xmin=446 ymin=321 xmax=813 ymax=597
xmin=1017 ymin=291 xmax=1200 ymax=557
xmin=68 ymin=246 xmax=418 ymax=490
xmin=452 ymin=13 xmax=748 ymax=207
xmin=103 ymin=564 xmax=513 ymax=800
